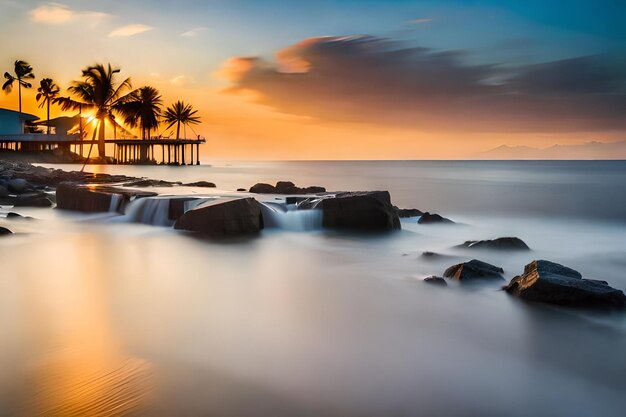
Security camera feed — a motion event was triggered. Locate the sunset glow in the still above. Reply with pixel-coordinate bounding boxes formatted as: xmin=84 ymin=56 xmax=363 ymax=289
xmin=1 ymin=0 xmax=624 ymax=159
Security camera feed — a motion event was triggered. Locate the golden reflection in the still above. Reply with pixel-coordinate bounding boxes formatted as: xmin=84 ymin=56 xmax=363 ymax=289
xmin=19 ymin=235 xmax=155 ymax=416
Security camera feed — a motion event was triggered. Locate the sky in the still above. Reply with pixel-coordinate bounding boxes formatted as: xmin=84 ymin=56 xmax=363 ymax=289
xmin=0 ymin=0 xmax=624 ymax=159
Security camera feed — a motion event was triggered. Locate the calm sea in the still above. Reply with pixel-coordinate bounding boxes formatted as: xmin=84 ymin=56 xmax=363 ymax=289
xmin=1 ymin=160 xmax=625 ymax=416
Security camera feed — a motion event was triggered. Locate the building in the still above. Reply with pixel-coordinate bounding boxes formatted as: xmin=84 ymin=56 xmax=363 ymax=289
xmin=0 ymin=108 xmax=39 ymax=136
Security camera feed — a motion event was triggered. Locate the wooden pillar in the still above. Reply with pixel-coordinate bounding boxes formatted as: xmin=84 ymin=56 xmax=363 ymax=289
xmin=196 ymin=143 xmax=200 ymax=165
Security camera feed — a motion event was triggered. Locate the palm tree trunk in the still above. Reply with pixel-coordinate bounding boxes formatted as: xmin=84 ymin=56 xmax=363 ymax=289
xmin=47 ymin=100 xmax=51 ymax=135
xmin=17 ymin=79 xmax=22 ymax=116
xmin=97 ymin=119 xmax=106 ymax=158
xmin=176 ymin=121 xmax=180 ymax=140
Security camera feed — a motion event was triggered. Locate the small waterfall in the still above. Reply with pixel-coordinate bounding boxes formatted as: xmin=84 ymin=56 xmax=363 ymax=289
xmin=260 ymin=202 xmax=323 ymax=231
xmin=123 ymin=197 xmax=174 ymax=227
xmin=109 ymin=194 xmax=123 ymax=213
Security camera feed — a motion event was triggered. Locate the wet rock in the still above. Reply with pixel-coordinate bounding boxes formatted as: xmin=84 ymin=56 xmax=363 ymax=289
xmin=394 ymin=206 xmax=423 ymax=218
xmin=423 ymin=276 xmax=447 ymax=286
xmin=444 ymin=259 xmax=504 ymax=282
xmin=418 ymin=212 xmax=454 ymax=224
xmin=458 ymin=237 xmax=530 ymax=251
xmin=0 ymin=185 xmax=9 ymax=197
xmin=183 ymin=181 xmax=216 ymax=188
xmin=237 ymin=188 xmax=246 ymax=192
xmin=174 ymin=197 xmax=263 ymax=237
xmin=321 ymin=191 xmax=401 ymax=231
xmin=56 ymin=183 xmax=157 ymax=213
xmin=0 ymin=226 xmax=12 ymax=235
xmin=504 ymin=260 xmax=626 ymax=309
xmin=7 ymin=178 xmax=34 ymax=194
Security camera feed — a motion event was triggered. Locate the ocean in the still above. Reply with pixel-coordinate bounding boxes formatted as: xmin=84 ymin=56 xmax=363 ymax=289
xmin=1 ymin=160 xmax=625 ymax=416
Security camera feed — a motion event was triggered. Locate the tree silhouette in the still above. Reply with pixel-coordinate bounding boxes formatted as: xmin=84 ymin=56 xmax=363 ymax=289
xmin=2 ymin=60 xmax=35 ymax=117
xmin=163 ymin=101 xmax=201 ymax=140
xmin=116 ymin=86 xmax=163 ymax=140
xmin=36 ymin=78 xmax=60 ymax=134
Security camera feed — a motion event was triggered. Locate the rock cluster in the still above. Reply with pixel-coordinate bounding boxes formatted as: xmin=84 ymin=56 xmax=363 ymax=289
xmin=458 ymin=237 xmax=530 ymax=251
xmin=249 ymin=181 xmax=326 ymax=194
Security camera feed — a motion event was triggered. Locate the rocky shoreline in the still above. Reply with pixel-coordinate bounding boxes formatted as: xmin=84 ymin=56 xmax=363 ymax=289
xmin=1 ymin=160 xmax=625 ymax=311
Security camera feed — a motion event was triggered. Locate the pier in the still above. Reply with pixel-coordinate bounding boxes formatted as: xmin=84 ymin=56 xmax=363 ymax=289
xmin=0 ymin=136 xmax=206 ymax=165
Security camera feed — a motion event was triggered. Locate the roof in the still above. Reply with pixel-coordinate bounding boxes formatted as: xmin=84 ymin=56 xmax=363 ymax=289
xmin=0 ymin=107 xmax=39 ymax=122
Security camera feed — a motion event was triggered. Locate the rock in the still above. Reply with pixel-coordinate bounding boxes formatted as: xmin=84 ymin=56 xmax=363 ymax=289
xmin=423 ymin=276 xmax=447 ymax=286
xmin=174 ymin=197 xmax=263 ymax=237
xmin=123 ymin=179 xmax=176 ymax=187
xmin=394 ymin=206 xmax=423 ymax=218
xmin=444 ymin=259 xmax=504 ymax=282
xmin=249 ymin=183 xmax=276 ymax=193
xmin=320 ymin=191 xmax=400 ymax=231
xmin=237 ymin=188 xmax=246 ymax=192
xmin=6 ymin=212 xmax=34 ymax=220
xmin=249 ymin=182 xmax=326 ymax=195
xmin=56 ymin=183 xmax=157 ymax=213
xmin=0 ymin=226 xmax=12 ymax=235
xmin=0 ymin=185 xmax=9 ymax=197
xmin=7 ymin=178 xmax=33 ymax=194
xmin=503 ymin=260 xmax=626 ymax=309
xmin=418 ymin=212 xmax=454 ymax=224
xmin=183 ymin=181 xmax=216 ymax=188
xmin=458 ymin=237 xmax=530 ymax=251
xmin=0 ymin=193 xmax=53 ymax=207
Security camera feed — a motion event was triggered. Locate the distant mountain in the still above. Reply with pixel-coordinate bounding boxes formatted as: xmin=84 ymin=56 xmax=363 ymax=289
xmin=478 ymin=140 xmax=626 ymax=160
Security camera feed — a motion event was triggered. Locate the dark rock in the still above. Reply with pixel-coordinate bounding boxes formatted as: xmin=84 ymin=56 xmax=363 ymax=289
xmin=237 ymin=188 xmax=246 ymax=192
xmin=174 ymin=197 xmax=263 ymax=237
xmin=423 ymin=276 xmax=447 ymax=286
xmin=276 ymin=181 xmax=296 ymax=190
xmin=458 ymin=237 xmax=530 ymax=251
xmin=7 ymin=178 xmax=34 ymax=194
xmin=0 ymin=192 xmax=53 ymax=207
xmin=6 ymin=212 xmax=34 ymax=220
xmin=394 ymin=206 xmax=423 ymax=218
xmin=167 ymin=197 xmax=203 ymax=221
xmin=123 ymin=179 xmax=176 ymax=187
xmin=0 ymin=185 xmax=9 ymax=197
xmin=444 ymin=259 xmax=504 ymax=282
xmin=249 ymin=182 xmax=326 ymax=195
xmin=418 ymin=212 xmax=454 ymax=224
xmin=183 ymin=181 xmax=216 ymax=188
xmin=249 ymin=183 xmax=276 ymax=193
xmin=503 ymin=260 xmax=626 ymax=309
xmin=321 ymin=191 xmax=400 ymax=231
xmin=56 ymin=183 xmax=157 ymax=213
xmin=0 ymin=226 xmax=12 ymax=235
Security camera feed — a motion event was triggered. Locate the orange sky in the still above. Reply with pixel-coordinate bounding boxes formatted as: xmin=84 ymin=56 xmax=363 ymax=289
xmin=1 ymin=1 xmax=624 ymax=160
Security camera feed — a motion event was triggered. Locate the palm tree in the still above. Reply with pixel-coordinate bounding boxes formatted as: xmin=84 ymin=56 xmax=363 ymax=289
xmin=55 ymin=63 xmax=132 ymax=157
xmin=163 ymin=101 xmax=201 ymax=140
xmin=36 ymin=78 xmax=60 ymax=134
xmin=2 ymin=60 xmax=35 ymax=116
xmin=116 ymin=86 xmax=163 ymax=140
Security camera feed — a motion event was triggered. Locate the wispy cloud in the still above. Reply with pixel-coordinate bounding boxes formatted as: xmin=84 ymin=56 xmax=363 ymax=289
xmin=408 ymin=18 xmax=433 ymax=24
xmin=29 ymin=2 xmax=109 ymax=26
xmin=108 ymin=23 xmax=153 ymax=37
xmin=180 ymin=27 xmax=207 ymax=37
xmin=170 ymin=75 xmax=187 ymax=86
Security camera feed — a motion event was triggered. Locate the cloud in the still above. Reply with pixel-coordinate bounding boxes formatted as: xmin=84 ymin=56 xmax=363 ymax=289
xmin=29 ymin=2 xmax=109 ymax=26
xmin=108 ymin=23 xmax=153 ymax=37
xmin=170 ymin=75 xmax=186 ymax=86
xmin=219 ymin=35 xmax=626 ymax=132
xmin=180 ymin=27 xmax=207 ymax=37
xmin=408 ymin=18 xmax=433 ymax=24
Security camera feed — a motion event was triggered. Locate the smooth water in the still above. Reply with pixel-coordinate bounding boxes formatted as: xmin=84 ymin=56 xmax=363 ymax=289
xmin=1 ymin=161 xmax=626 ymax=416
